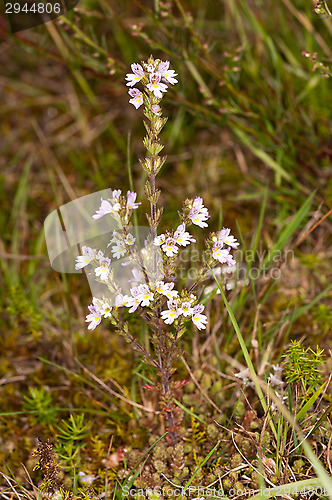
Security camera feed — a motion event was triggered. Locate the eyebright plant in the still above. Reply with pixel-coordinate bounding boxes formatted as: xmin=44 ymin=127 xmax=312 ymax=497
xmin=75 ymin=55 xmax=238 ymax=443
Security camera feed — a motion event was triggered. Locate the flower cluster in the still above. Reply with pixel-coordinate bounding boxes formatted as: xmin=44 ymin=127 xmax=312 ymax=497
xmin=85 ymin=297 xmax=112 ymax=330
xmin=77 ymin=193 xmax=238 ymax=330
xmin=107 ymin=231 xmax=135 ymax=259
xmin=211 ymin=228 xmax=239 ymax=265
xmin=161 ymin=299 xmax=208 ymax=330
xmin=92 ymin=190 xmax=141 ymax=223
xmin=75 ymin=246 xmax=111 ymax=280
xmin=154 ymin=223 xmax=196 ymax=257
xmin=125 ymin=60 xmax=178 ymax=109
xmin=84 ymin=276 xmax=208 ymax=331
xmin=117 ymin=281 xmax=207 ymax=331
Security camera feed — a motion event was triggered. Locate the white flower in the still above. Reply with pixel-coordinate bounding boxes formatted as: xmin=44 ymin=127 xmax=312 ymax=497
xmin=93 ymin=297 xmax=112 ymax=318
xmin=111 ymin=240 xmax=127 ymax=259
xmin=115 ymin=293 xmax=131 ymax=307
xmin=234 ymin=368 xmax=250 ymax=383
xmin=147 ymin=74 xmax=168 ymax=98
xmin=191 ymin=212 xmax=209 ymax=228
xmin=212 ymin=244 xmax=231 ymax=264
xmin=125 ymin=63 xmax=145 ymax=87
xmin=93 ymin=192 xmax=121 ymax=220
xmin=162 ymin=237 xmax=178 ymax=257
xmin=224 ymin=251 xmax=236 ymax=266
xmin=217 ymin=228 xmax=239 ymax=249
xmin=125 ymin=233 xmax=136 ymax=246
xmin=101 ymin=302 xmax=112 ymax=318
xmin=214 ymin=246 xmax=236 ymax=266
xmin=178 ymin=301 xmax=193 ymax=317
xmin=112 ymin=189 xmax=122 ymax=200
xmin=188 ymin=197 xmax=210 ymax=228
xmin=135 ymin=284 xmax=154 ymax=307
xmin=155 ymin=281 xmax=178 ymax=299
xmin=126 ymin=191 xmax=141 ymax=210
xmin=128 ymin=88 xmax=144 ymax=109
xmin=92 ymin=297 xmax=103 ymax=308
xmin=157 ymin=61 xmax=178 ymax=85
xmin=174 ymin=223 xmax=196 ymax=246
xmin=92 ymin=198 xmax=113 ymax=220
xmin=111 ymin=190 xmax=122 ymax=212
xmin=107 ymin=230 xmax=121 ymax=247
xmin=191 ymin=304 xmax=208 ymax=330
xmin=85 ymin=304 xmax=102 ymax=330
xmin=126 ymin=296 xmax=141 ymax=313
xmin=161 ymin=299 xmax=180 ymax=324
xmin=95 ymin=250 xmax=105 ymax=262
xmin=272 ymin=364 xmax=283 ymax=378
xmin=75 ymin=246 xmax=96 ymax=270
xmin=95 ymin=258 xmax=111 ymax=280
xmin=154 ymin=234 xmax=166 ymax=246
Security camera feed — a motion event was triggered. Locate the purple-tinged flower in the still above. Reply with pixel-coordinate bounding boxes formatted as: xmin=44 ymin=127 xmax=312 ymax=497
xmin=212 ymin=243 xmax=231 ymax=264
xmin=224 ymin=249 xmax=236 ymax=266
xmin=155 ymin=281 xmax=178 ymax=299
xmin=189 ymin=211 xmax=209 ymax=228
xmin=154 ymin=233 xmax=166 ymax=246
xmin=162 ymin=237 xmax=179 ymax=257
xmin=93 ymin=297 xmax=113 ymax=318
xmin=216 ymin=228 xmax=239 ymax=249
xmin=115 ymin=293 xmax=131 ymax=307
xmin=128 ymin=88 xmax=144 ymax=109
xmin=174 ymin=223 xmax=196 ymax=247
xmin=188 ymin=197 xmax=210 ymax=228
xmin=161 ymin=299 xmax=180 ymax=325
xmin=147 ymin=74 xmax=168 ymax=98
xmin=75 ymin=246 xmax=96 ymax=270
xmin=126 ymin=191 xmax=141 ymax=210
xmin=93 ymin=192 xmax=121 ymax=220
xmin=126 ymin=288 xmax=142 ymax=313
xmin=157 ymin=61 xmax=178 ymax=85
xmin=135 ymin=284 xmax=154 ymax=307
xmin=191 ymin=304 xmax=208 ymax=330
xmin=112 ymin=189 xmax=122 ymax=201
xmin=125 ymin=63 xmax=145 ymax=87
xmin=178 ymin=301 xmax=193 ymax=317
xmin=85 ymin=304 xmax=102 ymax=330
xmin=95 ymin=257 xmax=111 ymax=280
xmin=92 ymin=198 xmax=113 ymax=220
